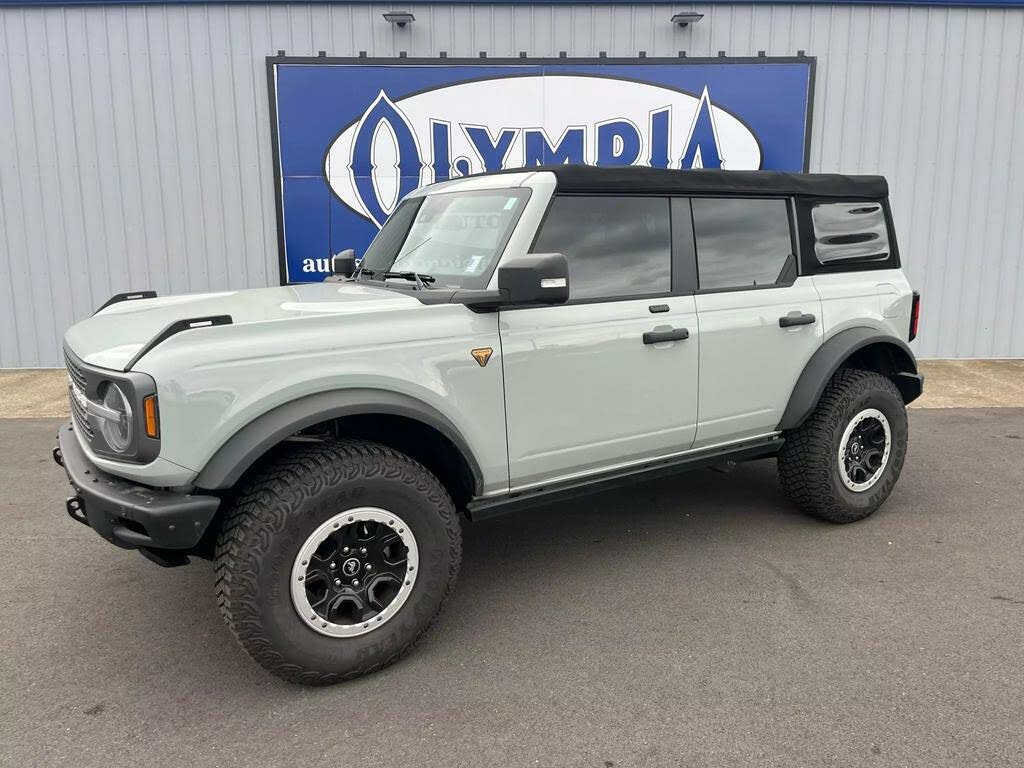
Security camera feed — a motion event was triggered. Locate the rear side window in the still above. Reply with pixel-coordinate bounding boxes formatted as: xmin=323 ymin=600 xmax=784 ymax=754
xmin=533 ymin=196 xmax=671 ymax=301
xmin=692 ymin=198 xmax=795 ymax=291
xmin=811 ymin=202 xmax=890 ymax=264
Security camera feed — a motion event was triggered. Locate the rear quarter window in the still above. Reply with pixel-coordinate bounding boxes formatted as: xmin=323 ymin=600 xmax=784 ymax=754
xmin=796 ymin=198 xmax=900 ymax=274
xmin=811 ymin=202 xmax=890 ymax=264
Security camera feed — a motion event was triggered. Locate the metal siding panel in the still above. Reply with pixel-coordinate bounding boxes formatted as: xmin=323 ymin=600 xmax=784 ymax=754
xmin=208 ymin=6 xmax=245 ymax=288
xmin=950 ymin=10 xmax=991 ymax=357
xmin=993 ymin=11 xmax=1024 ymax=356
xmin=5 ymin=10 xmax=60 ymax=365
xmin=0 ymin=12 xmax=25 ymax=366
xmin=1 ymin=2 xmax=1023 ymax=364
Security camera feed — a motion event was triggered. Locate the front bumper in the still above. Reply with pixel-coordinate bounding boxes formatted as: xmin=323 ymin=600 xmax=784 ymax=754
xmin=54 ymin=421 xmax=220 ymax=560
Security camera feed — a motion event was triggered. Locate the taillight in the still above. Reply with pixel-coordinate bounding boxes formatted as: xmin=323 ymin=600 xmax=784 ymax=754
xmin=909 ymin=291 xmax=921 ymax=341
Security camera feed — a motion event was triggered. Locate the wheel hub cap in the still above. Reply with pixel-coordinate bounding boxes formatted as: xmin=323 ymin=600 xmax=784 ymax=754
xmin=838 ymin=408 xmax=892 ymax=493
xmin=290 ymin=507 xmax=418 ymax=638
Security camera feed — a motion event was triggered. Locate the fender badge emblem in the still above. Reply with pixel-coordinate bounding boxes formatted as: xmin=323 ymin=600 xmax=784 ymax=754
xmin=471 ymin=348 xmax=493 ymax=367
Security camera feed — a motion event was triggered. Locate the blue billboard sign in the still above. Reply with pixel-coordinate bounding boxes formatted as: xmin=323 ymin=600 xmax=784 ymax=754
xmin=269 ymin=56 xmax=815 ymax=283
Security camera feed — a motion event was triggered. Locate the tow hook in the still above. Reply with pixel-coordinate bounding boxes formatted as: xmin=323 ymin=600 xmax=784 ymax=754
xmin=53 ymin=446 xmax=63 ymax=467
xmin=66 ymin=496 xmax=89 ymax=527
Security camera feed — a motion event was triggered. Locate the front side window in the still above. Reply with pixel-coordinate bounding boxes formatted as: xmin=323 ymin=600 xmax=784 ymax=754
xmin=692 ymin=198 xmax=795 ymax=291
xmin=532 ymin=196 xmax=671 ymax=301
xmin=358 ymin=188 xmax=530 ymax=290
xmin=811 ymin=202 xmax=890 ymax=264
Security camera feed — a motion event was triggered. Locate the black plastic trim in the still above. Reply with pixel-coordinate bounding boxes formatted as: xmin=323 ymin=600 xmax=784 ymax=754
xmin=410 ymin=288 xmax=508 ymax=311
xmin=123 ymin=315 xmax=233 ymax=372
xmin=777 ymin=327 xmax=921 ymax=430
xmin=94 ymin=291 xmax=157 ymax=315
xmin=56 ymin=423 xmax=220 ymax=553
xmin=466 ymin=435 xmax=783 ymax=521
xmin=895 ymin=372 xmax=925 ymax=403
xmin=670 ymin=196 xmax=698 ymax=294
xmin=193 ymin=389 xmax=484 ymax=493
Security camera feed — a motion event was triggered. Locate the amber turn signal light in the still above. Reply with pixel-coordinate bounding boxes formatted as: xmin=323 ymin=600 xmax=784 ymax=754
xmin=143 ymin=395 xmax=160 ymax=438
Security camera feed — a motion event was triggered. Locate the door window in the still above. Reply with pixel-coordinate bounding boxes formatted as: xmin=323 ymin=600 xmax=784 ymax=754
xmin=532 ymin=196 xmax=671 ymax=301
xmin=691 ymin=198 xmax=795 ymax=291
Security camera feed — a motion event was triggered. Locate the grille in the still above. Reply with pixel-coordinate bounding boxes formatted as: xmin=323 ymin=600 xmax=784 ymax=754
xmin=65 ymin=352 xmax=88 ymax=391
xmin=68 ymin=386 xmax=94 ymax=441
xmin=65 ymin=352 xmax=94 ymax=440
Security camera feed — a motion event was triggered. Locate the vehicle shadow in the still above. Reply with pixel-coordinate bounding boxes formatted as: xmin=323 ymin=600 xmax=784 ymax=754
xmin=449 ymin=457 xmax=813 ymax=629
xmin=34 ymin=457 xmax=815 ymax=702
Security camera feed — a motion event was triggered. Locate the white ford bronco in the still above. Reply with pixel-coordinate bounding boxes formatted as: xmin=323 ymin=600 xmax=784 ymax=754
xmin=54 ymin=166 xmax=923 ymax=684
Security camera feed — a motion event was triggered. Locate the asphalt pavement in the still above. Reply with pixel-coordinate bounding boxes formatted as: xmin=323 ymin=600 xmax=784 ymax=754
xmin=2 ymin=410 xmax=1023 ymax=767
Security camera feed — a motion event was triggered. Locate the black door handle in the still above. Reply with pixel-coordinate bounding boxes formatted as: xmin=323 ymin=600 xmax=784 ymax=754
xmin=643 ymin=327 xmax=690 ymax=345
xmin=779 ymin=313 xmax=816 ymax=328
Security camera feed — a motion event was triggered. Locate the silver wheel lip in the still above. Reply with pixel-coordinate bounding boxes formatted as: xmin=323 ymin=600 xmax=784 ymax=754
xmin=290 ymin=507 xmax=418 ymax=638
xmin=838 ymin=407 xmax=892 ymax=493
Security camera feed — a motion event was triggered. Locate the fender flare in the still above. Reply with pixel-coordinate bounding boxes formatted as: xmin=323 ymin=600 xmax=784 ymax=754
xmin=193 ymin=389 xmax=483 ymax=492
xmin=777 ymin=327 xmax=922 ymax=431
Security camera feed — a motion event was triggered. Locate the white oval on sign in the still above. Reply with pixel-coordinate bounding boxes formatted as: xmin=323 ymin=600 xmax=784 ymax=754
xmin=325 ymin=74 xmax=762 ymax=226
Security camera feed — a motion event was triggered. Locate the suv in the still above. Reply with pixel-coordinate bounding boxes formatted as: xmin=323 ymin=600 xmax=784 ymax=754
xmin=54 ymin=166 xmax=923 ymax=684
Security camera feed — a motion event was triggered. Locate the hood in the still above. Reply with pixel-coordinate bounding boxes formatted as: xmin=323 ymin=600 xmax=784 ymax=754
xmin=64 ymin=282 xmax=420 ymax=371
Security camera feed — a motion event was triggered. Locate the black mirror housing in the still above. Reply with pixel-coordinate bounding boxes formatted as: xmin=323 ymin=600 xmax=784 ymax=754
xmin=497 ymin=253 xmax=570 ymax=306
xmin=331 ymin=249 xmax=357 ymax=277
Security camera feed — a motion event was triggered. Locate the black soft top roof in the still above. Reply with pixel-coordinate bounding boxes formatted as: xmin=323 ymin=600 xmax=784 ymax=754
xmin=486 ymin=165 xmax=888 ymax=199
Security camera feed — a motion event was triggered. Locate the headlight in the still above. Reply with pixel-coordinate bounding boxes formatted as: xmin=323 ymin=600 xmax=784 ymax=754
xmin=65 ymin=347 xmax=160 ymax=463
xmin=98 ymin=382 xmax=133 ymax=453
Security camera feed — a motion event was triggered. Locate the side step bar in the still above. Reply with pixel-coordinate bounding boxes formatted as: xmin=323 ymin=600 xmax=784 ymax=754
xmin=466 ymin=435 xmax=784 ymax=522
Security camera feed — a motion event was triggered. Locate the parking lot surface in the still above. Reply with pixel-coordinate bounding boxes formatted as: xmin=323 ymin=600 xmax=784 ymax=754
xmin=2 ymin=410 xmax=1023 ymax=767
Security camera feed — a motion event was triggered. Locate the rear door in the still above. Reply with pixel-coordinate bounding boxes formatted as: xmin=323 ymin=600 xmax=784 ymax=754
xmin=498 ymin=195 xmax=700 ymax=490
xmin=689 ymin=197 xmax=824 ymax=448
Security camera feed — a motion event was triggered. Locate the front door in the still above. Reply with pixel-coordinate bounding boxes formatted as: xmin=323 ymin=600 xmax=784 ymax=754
xmin=498 ymin=195 xmax=699 ymax=490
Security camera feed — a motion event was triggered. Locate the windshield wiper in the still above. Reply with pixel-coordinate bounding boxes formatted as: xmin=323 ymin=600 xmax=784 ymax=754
xmin=381 ymin=271 xmax=436 ymax=290
xmin=353 ymin=266 xmax=434 ymax=289
xmin=354 ymin=235 xmax=433 ymax=284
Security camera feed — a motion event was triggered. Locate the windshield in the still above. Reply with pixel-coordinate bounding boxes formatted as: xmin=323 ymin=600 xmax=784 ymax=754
xmin=358 ymin=188 xmax=531 ymax=289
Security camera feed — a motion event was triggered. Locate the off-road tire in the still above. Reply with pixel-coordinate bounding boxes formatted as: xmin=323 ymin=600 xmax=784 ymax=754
xmin=778 ymin=368 xmax=908 ymax=524
xmin=214 ymin=439 xmax=461 ymax=685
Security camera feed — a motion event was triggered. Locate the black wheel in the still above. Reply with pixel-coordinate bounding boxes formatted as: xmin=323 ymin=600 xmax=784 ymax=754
xmin=214 ymin=439 xmax=461 ymax=685
xmin=778 ymin=368 xmax=908 ymax=524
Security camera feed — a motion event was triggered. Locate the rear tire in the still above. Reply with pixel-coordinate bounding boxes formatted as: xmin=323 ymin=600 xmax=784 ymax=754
xmin=778 ymin=368 xmax=908 ymax=524
xmin=214 ymin=439 xmax=461 ymax=685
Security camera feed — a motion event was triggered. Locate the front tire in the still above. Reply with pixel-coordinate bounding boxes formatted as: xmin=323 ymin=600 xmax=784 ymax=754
xmin=778 ymin=368 xmax=909 ymax=524
xmin=214 ymin=440 xmax=461 ymax=685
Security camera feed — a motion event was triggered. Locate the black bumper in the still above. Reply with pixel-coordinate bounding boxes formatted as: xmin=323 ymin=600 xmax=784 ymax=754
xmin=895 ymin=371 xmax=925 ymax=405
xmin=54 ymin=422 xmax=220 ymax=558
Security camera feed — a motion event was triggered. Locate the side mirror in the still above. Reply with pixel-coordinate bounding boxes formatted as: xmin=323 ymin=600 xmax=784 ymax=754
xmin=497 ymin=253 xmax=570 ymax=306
xmin=331 ymin=249 xmax=356 ymax=277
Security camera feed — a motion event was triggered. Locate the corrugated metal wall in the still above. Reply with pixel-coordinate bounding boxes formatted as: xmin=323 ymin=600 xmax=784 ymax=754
xmin=1 ymin=2 xmax=1023 ymax=366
